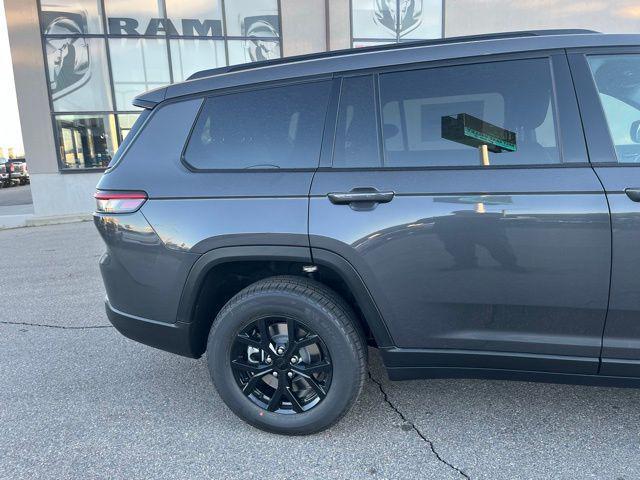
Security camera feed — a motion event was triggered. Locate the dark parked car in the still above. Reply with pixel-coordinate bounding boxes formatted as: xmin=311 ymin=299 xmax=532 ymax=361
xmin=95 ymin=30 xmax=640 ymax=435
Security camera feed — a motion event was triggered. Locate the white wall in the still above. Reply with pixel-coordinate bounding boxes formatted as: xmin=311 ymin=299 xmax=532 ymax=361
xmin=281 ymin=0 xmax=327 ymax=55
xmin=4 ymin=0 xmax=58 ymax=175
xmin=29 ymin=172 xmax=102 ymax=218
xmin=445 ymin=0 xmax=640 ymax=37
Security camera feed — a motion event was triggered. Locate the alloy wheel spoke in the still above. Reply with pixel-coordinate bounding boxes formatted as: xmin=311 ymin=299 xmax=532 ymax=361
xmin=231 ymin=358 xmax=272 ymax=375
xmin=257 ymin=318 xmax=271 ymax=350
xmin=283 ymin=387 xmax=304 ymax=413
xmin=294 ymin=334 xmax=320 ymax=350
xmin=267 ymin=378 xmax=286 ymax=411
xmin=241 ymin=368 xmax=272 ymax=395
xmin=291 ymin=361 xmax=331 ymax=376
xmin=235 ymin=333 xmax=261 ymax=350
xmin=303 ymin=375 xmax=327 ymax=399
xmin=286 ymin=317 xmax=296 ymax=347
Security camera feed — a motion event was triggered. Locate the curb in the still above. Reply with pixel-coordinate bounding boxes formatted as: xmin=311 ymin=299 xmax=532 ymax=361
xmin=0 ymin=213 xmax=92 ymax=230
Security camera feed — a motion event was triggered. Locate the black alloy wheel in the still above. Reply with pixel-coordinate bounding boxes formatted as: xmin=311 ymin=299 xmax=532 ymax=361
xmin=207 ymin=276 xmax=367 ymax=435
xmin=230 ymin=316 xmax=332 ymax=413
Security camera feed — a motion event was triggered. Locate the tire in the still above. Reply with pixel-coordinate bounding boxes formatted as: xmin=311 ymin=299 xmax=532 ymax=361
xmin=207 ymin=275 xmax=367 ymax=435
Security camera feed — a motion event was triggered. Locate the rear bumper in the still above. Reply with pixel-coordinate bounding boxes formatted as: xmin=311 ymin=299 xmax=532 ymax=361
xmin=105 ymin=299 xmax=202 ymax=358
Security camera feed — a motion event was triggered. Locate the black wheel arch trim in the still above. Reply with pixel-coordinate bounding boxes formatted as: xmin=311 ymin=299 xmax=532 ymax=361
xmin=176 ymin=245 xmax=395 ymax=348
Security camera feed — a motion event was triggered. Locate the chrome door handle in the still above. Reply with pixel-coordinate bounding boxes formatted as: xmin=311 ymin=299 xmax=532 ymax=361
xmin=327 ymin=190 xmax=395 ymax=205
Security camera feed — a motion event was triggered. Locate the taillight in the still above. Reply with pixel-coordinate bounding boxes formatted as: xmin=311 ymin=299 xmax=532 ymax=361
xmin=94 ymin=190 xmax=147 ymax=214
xmin=9 ymin=163 xmax=14 ymax=172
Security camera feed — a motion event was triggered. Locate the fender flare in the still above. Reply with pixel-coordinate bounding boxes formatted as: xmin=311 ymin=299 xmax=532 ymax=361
xmin=176 ymin=245 xmax=394 ymax=348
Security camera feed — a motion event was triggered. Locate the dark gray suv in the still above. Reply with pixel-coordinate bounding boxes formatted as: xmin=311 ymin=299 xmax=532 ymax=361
xmin=95 ymin=30 xmax=640 ymax=434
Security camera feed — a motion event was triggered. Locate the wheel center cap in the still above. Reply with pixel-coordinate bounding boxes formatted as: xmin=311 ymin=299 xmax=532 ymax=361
xmin=274 ymin=358 xmax=287 ymax=369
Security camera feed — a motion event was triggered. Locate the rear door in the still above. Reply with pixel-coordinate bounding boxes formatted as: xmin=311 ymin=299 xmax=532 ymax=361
xmin=569 ymin=48 xmax=640 ymax=377
xmin=310 ymin=52 xmax=611 ymax=373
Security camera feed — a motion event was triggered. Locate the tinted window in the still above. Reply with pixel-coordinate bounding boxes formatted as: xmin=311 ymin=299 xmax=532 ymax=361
xmin=379 ymin=58 xmax=560 ymax=167
xmin=588 ymin=55 xmax=640 ymax=164
xmin=333 ymin=76 xmax=380 ymax=168
xmin=184 ymin=81 xmax=331 ymax=170
xmin=108 ymin=110 xmax=150 ymax=169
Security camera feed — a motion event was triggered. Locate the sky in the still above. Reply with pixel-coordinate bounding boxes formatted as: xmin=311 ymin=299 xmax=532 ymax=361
xmin=0 ymin=0 xmax=24 ymax=157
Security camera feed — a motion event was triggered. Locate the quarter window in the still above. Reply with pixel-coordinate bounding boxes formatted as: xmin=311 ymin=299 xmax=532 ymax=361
xmin=184 ymin=81 xmax=332 ymax=170
xmin=379 ymin=58 xmax=561 ymax=167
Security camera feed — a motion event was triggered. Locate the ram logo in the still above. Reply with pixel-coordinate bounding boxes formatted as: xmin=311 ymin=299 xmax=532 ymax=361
xmin=42 ymin=8 xmax=91 ymax=100
xmin=374 ymin=0 xmax=423 ymax=37
xmin=243 ymin=15 xmax=280 ymax=62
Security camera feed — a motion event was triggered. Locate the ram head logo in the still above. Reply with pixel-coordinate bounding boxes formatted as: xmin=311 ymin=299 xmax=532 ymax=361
xmin=374 ymin=0 xmax=423 ymax=37
xmin=42 ymin=8 xmax=91 ymax=99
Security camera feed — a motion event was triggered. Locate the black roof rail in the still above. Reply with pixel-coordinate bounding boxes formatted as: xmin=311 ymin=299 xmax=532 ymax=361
xmin=187 ymin=29 xmax=599 ymax=81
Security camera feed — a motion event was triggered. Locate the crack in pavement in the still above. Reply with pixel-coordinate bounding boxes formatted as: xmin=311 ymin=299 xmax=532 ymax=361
xmin=0 ymin=320 xmax=114 ymax=330
xmin=368 ymin=371 xmax=471 ymax=480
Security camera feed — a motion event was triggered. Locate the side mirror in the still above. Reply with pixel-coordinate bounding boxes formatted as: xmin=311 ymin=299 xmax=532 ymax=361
xmin=630 ymin=120 xmax=640 ymax=143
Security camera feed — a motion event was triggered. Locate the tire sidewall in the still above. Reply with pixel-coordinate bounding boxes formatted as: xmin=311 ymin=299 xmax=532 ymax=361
xmin=207 ymin=289 xmax=362 ymax=434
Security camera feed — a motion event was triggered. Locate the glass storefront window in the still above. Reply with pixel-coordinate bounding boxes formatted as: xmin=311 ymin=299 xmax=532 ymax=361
xmin=103 ymin=0 xmax=163 ymax=35
xmin=109 ymin=38 xmax=170 ymax=110
xmin=117 ymin=114 xmax=141 ymax=142
xmin=351 ymin=0 xmax=443 ymax=44
xmin=224 ymin=0 xmax=279 ymax=37
xmin=227 ymin=39 xmax=280 ymax=65
xmin=45 ymin=37 xmax=113 ymax=112
xmin=352 ymin=40 xmax=395 ymax=48
xmin=401 ymin=0 xmax=442 ymax=40
xmin=55 ymin=114 xmax=117 ymax=169
xmin=165 ymin=0 xmax=224 ymax=36
xmin=352 ymin=0 xmax=396 ymax=40
xmin=40 ymin=0 xmax=104 ymax=35
xmin=40 ymin=0 xmax=283 ymax=169
xmin=170 ymin=39 xmax=226 ymax=81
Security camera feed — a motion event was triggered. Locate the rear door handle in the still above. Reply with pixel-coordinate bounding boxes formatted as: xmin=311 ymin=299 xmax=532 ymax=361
xmin=327 ymin=189 xmax=395 ymax=205
xmin=625 ymin=188 xmax=640 ymax=202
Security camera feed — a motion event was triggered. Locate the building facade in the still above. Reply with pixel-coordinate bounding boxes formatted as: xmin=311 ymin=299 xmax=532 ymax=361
xmin=4 ymin=0 xmax=640 ymax=219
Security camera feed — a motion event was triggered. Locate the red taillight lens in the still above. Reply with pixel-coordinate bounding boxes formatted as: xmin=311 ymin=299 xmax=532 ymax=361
xmin=94 ymin=190 xmax=147 ymax=214
xmin=9 ymin=164 xmax=14 ymax=172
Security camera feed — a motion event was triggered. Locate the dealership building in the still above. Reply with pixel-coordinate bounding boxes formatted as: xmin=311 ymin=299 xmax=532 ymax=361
xmin=4 ymin=0 xmax=640 ymax=220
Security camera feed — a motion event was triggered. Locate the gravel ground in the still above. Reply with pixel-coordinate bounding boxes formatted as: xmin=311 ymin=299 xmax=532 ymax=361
xmin=1 ymin=222 xmax=639 ymax=480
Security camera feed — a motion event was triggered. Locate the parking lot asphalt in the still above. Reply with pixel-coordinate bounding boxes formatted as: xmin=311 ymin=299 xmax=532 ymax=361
xmin=2 ymin=221 xmax=640 ymax=480
xmin=0 ymin=184 xmax=32 ymax=207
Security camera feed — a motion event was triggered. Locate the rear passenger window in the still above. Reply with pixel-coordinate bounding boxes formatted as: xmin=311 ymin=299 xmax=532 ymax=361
xmin=184 ymin=81 xmax=332 ymax=170
xmin=333 ymin=76 xmax=381 ymax=168
xmin=379 ymin=58 xmax=561 ymax=167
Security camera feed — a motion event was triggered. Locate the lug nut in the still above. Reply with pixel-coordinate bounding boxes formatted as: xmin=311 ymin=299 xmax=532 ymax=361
xmin=272 ymin=371 xmax=278 ymax=377
xmin=265 ymin=357 xmax=272 ymax=364
xmin=276 ymin=347 xmax=285 ymax=355
xmin=287 ymin=372 xmax=293 ymax=378
xmin=290 ymin=356 xmax=298 ymax=364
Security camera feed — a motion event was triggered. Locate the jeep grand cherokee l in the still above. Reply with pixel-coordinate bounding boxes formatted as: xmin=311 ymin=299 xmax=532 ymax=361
xmin=95 ymin=30 xmax=640 ymax=435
